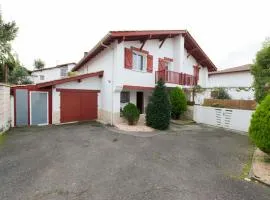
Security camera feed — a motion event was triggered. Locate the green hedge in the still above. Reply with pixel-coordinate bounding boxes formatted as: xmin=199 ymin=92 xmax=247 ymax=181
xmin=249 ymin=94 xmax=270 ymax=153
xmin=170 ymin=87 xmax=187 ymax=119
xmin=122 ymin=103 xmax=140 ymax=125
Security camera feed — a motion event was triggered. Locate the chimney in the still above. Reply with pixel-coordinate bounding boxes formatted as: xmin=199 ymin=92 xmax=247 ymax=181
xmin=84 ymin=52 xmax=88 ymax=57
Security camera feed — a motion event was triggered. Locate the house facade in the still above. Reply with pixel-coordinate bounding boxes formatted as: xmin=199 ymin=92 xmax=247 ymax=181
xmin=10 ymin=30 xmax=217 ymax=127
xmin=30 ymin=63 xmax=76 ymax=83
xmin=72 ymin=30 xmax=216 ymax=125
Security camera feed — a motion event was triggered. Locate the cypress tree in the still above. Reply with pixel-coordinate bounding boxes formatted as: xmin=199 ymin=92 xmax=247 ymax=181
xmin=146 ymin=79 xmax=171 ymax=130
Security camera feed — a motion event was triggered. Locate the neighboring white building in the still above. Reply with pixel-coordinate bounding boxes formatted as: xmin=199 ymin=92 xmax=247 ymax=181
xmin=208 ymin=64 xmax=253 ymax=88
xmin=30 ymin=62 xmax=76 ymax=83
xmin=193 ymin=64 xmax=254 ymax=104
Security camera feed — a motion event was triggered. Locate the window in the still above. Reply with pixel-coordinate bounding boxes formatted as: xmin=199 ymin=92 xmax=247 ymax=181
xmin=165 ymin=61 xmax=173 ymax=71
xmin=60 ymin=67 xmax=68 ymax=77
xmin=132 ymin=51 xmax=147 ymax=71
xmin=39 ymin=75 xmax=45 ymax=80
xmin=120 ymin=91 xmax=130 ymax=103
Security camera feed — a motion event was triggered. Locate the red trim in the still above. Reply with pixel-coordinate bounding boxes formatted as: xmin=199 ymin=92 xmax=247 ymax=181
xmin=164 ymin=57 xmax=173 ymax=62
xmin=13 ymin=89 xmax=16 ymax=127
xmin=110 ymin=30 xmax=186 ymax=37
xmin=27 ymin=90 xmax=30 ymax=126
xmin=131 ymin=46 xmax=149 ymax=55
xmin=123 ymin=85 xmax=154 ymax=91
xmin=56 ymin=88 xmax=100 ymax=93
xmin=12 ymin=86 xmax=52 ymax=126
xmin=36 ymin=71 xmax=104 ymax=88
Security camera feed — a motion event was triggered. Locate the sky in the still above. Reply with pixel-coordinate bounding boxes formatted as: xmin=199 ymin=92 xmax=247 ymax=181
xmin=1 ymin=0 xmax=270 ymax=71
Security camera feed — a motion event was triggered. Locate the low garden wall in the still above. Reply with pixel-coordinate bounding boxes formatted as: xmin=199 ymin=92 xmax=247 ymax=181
xmin=203 ymin=99 xmax=256 ymax=110
xmin=193 ymin=105 xmax=254 ymax=133
xmin=0 ymin=83 xmax=11 ymax=133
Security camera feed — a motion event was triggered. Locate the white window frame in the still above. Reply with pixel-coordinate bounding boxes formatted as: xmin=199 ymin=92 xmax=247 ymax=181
xmin=29 ymin=91 xmax=49 ymax=126
xmin=60 ymin=67 xmax=68 ymax=77
xmin=132 ymin=50 xmax=147 ymax=72
xmin=166 ymin=61 xmax=173 ymax=71
xmin=39 ymin=75 xmax=45 ymax=80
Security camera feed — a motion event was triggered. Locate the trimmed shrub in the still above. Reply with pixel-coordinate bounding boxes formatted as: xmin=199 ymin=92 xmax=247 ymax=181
xmin=146 ymin=79 xmax=171 ymax=130
xmin=122 ymin=103 xmax=140 ymax=125
xmin=170 ymin=87 xmax=187 ymax=119
xmin=212 ymin=88 xmax=231 ymax=99
xmin=249 ymin=94 xmax=270 ymax=154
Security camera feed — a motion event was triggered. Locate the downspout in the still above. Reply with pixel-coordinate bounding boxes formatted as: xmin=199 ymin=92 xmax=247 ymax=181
xmin=100 ymin=42 xmax=115 ymax=126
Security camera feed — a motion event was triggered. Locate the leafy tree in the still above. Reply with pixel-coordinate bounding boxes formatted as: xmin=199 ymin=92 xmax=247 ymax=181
xmin=8 ymin=65 xmax=32 ymax=85
xmin=251 ymin=38 xmax=270 ymax=102
xmin=249 ymin=94 xmax=270 ymax=154
xmin=146 ymin=79 xmax=171 ymax=130
xmin=170 ymin=87 xmax=187 ymax=119
xmin=34 ymin=59 xmax=45 ymax=69
xmin=0 ymin=11 xmax=18 ymax=82
xmin=122 ymin=103 xmax=140 ymax=125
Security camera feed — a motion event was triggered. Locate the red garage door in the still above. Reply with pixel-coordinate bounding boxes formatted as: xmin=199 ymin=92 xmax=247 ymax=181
xmin=60 ymin=89 xmax=98 ymax=123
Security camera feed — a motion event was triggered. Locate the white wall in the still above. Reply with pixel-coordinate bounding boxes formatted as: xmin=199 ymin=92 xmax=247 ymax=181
xmin=78 ymin=44 xmax=115 ymax=117
xmin=31 ymin=63 xmax=75 ymax=83
xmin=208 ymin=71 xmax=253 ymax=87
xmin=52 ymin=77 xmax=102 ymax=123
xmin=0 ymin=84 xmax=11 ymax=133
xmin=193 ymin=87 xmax=255 ymax=104
xmin=193 ymin=105 xmax=253 ymax=133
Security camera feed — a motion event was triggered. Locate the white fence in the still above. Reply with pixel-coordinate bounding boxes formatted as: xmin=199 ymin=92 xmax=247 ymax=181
xmin=193 ymin=105 xmax=254 ymax=133
xmin=0 ymin=83 xmax=11 ymax=133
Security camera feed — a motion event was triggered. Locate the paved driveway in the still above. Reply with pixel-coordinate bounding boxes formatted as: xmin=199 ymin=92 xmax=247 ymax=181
xmin=0 ymin=122 xmax=269 ymax=200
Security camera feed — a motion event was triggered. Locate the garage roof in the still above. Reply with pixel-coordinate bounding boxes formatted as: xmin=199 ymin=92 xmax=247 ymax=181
xmin=37 ymin=71 xmax=104 ymax=88
xmin=72 ymin=30 xmax=217 ymax=72
xmin=208 ymin=64 xmax=251 ymax=76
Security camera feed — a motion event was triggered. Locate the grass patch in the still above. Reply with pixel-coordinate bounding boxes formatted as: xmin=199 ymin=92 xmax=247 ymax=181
xmin=239 ymin=145 xmax=255 ymax=179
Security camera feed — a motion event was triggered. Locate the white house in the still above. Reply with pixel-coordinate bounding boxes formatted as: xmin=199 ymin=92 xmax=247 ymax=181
xmin=193 ymin=64 xmax=254 ymax=104
xmin=11 ymin=30 xmax=217 ymax=127
xmin=208 ymin=64 xmax=253 ymax=88
xmin=71 ymin=30 xmax=216 ymax=125
xmin=30 ymin=62 xmax=76 ymax=83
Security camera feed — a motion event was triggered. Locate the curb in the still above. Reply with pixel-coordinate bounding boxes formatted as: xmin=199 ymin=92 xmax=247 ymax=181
xmin=248 ymin=148 xmax=270 ymax=187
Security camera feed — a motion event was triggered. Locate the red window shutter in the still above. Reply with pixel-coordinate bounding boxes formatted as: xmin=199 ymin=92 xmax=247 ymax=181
xmin=124 ymin=48 xmax=133 ymax=69
xmin=147 ymin=55 xmax=153 ymax=73
xmin=158 ymin=58 xmax=166 ymax=71
xmin=193 ymin=65 xmax=200 ymax=85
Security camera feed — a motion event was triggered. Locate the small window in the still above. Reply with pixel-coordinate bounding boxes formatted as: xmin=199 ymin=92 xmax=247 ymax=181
xmin=120 ymin=91 xmax=130 ymax=103
xmin=132 ymin=51 xmax=147 ymax=72
xmin=40 ymin=75 xmax=45 ymax=80
xmin=60 ymin=67 xmax=68 ymax=77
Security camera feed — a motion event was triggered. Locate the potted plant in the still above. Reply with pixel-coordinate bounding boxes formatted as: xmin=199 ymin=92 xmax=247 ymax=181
xmin=122 ymin=103 xmax=140 ymax=125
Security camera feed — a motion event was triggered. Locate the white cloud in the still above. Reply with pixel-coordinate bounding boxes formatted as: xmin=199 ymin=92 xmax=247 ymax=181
xmin=1 ymin=0 xmax=270 ymax=70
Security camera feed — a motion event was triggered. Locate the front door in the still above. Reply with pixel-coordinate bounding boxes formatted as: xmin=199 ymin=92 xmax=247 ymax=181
xmin=136 ymin=92 xmax=144 ymax=114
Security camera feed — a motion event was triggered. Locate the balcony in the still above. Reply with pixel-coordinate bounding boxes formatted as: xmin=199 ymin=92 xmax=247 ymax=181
xmin=155 ymin=70 xmax=197 ymax=86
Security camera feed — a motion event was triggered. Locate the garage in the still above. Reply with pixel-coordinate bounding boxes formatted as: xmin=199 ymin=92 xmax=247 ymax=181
xmin=58 ymin=89 xmax=98 ymax=123
xmin=11 ymin=71 xmax=103 ymax=127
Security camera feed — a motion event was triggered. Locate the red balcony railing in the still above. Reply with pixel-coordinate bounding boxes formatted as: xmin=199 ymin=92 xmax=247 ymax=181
xmin=155 ymin=70 xmax=197 ymax=86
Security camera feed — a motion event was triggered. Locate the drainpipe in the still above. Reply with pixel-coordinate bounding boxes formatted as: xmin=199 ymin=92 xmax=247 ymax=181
xmin=100 ymin=42 xmax=115 ymax=126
